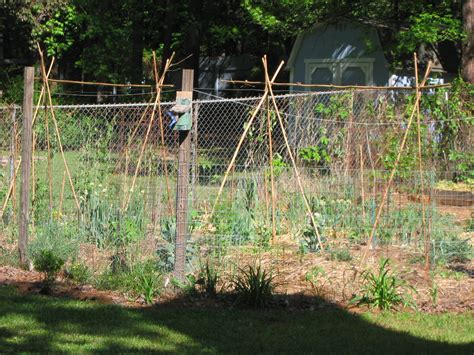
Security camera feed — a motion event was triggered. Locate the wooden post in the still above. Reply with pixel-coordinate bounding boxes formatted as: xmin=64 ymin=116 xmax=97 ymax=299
xmin=19 ymin=67 xmax=34 ymax=267
xmin=174 ymin=69 xmax=194 ymax=280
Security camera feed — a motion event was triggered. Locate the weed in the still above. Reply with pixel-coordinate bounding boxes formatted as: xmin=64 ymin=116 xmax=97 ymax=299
xmin=350 ymin=258 xmax=415 ymax=311
xmin=233 ymin=264 xmax=275 ymax=308
xmin=171 ymin=274 xmax=198 ymax=295
xmin=329 ymin=248 xmax=352 ymax=262
xmin=305 ymin=266 xmax=329 ymax=297
xmin=64 ymin=263 xmax=91 ymax=284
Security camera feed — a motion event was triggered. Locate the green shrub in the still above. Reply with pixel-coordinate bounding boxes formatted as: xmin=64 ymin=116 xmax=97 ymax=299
xmin=350 ymin=258 xmax=415 ymax=311
xmin=33 ymin=250 xmax=65 ymax=282
xmin=29 ymin=220 xmax=79 ymax=282
xmin=233 ymin=264 xmax=275 ymax=308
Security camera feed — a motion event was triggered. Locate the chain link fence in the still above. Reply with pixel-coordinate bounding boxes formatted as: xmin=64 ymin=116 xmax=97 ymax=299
xmin=0 ymin=88 xmax=472 ymax=278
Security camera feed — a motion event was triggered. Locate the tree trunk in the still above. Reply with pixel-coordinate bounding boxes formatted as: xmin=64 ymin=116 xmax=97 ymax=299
xmin=462 ymin=0 xmax=474 ymax=83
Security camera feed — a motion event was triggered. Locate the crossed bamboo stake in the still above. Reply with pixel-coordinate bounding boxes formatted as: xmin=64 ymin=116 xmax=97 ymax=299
xmin=210 ymin=56 xmax=325 ymax=251
xmin=122 ymin=51 xmax=175 ymax=212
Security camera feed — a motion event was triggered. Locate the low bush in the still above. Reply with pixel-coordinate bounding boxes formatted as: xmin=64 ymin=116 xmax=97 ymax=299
xmin=29 ymin=220 xmax=79 ymax=282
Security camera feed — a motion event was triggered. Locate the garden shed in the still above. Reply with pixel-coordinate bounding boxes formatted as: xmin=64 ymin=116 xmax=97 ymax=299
xmin=286 ymin=20 xmax=391 ymax=89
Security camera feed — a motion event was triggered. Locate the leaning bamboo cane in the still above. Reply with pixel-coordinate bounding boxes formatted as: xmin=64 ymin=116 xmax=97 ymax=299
xmin=0 ymin=159 xmax=21 ymax=220
xmin=153 ymin=51 xmax=173 ymax=214
xmin=266 ymin=94 xmax=277 ymax=242
xmin=210 ymin=59 xmax=285 ymax=217
xmin=38 ymin=44 xmax=81 ymax=212
xmin=414 ymin=53 xmax=429 ymax=277
xmin=122 ymin=52 xmax=175 ymax=211
xmin=263 ymin=56 xmax=325 ymax=253
xmin=359 ymin=144 xmax=366 ymax=221
xmin=2 ymin=59 xmax=55 ymax=221
xmin=59 ymin=170 xmax=66 ymax=216
xmin=361 ymin=62 xmax=433 ymax=262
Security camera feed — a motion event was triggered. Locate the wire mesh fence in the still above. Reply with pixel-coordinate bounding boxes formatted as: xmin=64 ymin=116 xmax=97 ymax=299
xmin=0 ymin=87 xmax=472 ymax=281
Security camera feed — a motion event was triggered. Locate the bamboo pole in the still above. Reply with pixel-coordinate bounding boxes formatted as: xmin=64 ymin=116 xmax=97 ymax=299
xmin=210 ymin=59 xmax=285 ymax=217
xmin=122 ymin=52 xmax=175 ymax=211
xmin=1 ymin=59 xmax=55 ymax=221
xmin=265 ymin=70 xmax=277 ymax=242
xmin=153 ymin=51 xmax=173 ymax=214
xmin=0 ymin=159 xmax=21 ymax=220
xmin=361 ymin=62 xmax=433 ymax=262
xmin=34 ymin=77 xmax=173 ymax=88
xmin=220 ymin=79 xmax=450 ymax=90
xmin=44 ymin=88 xmax=54 ymax=211
xmin=414 ymin=53 xmax=429 ymax=277
xmin=59 ymin=171 xmax=66 ymax=216
xmin=360 ymin=144 xmax=366 ymax=221
xmin=263 ymin=56 xmax=325 ymax=252
xmin=37 ymin=44 xmax=81 ymax=212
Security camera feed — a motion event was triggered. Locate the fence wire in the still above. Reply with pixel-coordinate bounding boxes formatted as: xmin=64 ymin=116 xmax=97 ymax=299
xmin=0 ymin=88 xmax=472 ymax=277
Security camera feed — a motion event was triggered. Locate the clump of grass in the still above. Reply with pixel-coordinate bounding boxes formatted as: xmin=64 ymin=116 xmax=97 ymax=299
xmin=350 ymin=258 xmax=415 ymax=311
xmin=197 ymin=259 xmax=219 ymax=297
xmin=233 ymin=264 xmax=275 ymax=308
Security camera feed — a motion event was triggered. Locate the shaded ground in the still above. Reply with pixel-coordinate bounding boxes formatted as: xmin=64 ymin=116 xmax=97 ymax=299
xmin=0 ymin=285 xmax=473 ymax=353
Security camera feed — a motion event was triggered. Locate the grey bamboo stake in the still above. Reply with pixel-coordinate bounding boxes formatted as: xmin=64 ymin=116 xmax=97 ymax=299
xmin=210 ymin=58 xmax=285 ymax=217
xmin=38 ymin=44 xmax=81 ymax=212
xmin=414 ymin=53 xmax=429 ymax=277
xmin=263 ymin=57 xmax=325 ymax=252
xmin=361 ymin=62 xmax=432 ymax=262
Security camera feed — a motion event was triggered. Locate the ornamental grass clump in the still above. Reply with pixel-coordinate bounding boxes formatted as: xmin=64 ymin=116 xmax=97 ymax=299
xmin=233 ymin=264 xmax=275 ymax=308
xmin=350 ymin=258 xmax=415 ymax=311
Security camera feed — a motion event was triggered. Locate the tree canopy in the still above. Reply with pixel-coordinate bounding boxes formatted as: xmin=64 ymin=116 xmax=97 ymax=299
xmin=1 ymin=0 xmax=472 ymax=98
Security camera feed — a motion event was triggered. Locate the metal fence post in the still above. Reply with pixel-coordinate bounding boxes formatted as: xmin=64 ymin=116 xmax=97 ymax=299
xmin=19 ymin=67 xmax=34 ymax=267
xmin=174 ymin=69 xmax=194 ymax=280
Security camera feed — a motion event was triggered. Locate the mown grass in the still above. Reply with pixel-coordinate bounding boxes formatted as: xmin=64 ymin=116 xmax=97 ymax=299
xmin=0 ymin=285 xmax=472 ymax=353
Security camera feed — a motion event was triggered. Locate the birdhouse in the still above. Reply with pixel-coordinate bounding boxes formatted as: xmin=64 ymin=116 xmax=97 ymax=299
xmin=170 ymin=92 xmax=192 ymax=131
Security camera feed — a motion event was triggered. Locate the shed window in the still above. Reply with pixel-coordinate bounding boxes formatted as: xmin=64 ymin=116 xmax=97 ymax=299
xmin=305 ymin=59 xmax=374 ymax=86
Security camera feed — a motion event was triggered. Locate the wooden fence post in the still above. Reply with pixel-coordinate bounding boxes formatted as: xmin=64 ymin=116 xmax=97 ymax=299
xmin=174 ymin=69 xmax=194 ymax=280
xmin=19 ymin=67 xmax=34 ymax=267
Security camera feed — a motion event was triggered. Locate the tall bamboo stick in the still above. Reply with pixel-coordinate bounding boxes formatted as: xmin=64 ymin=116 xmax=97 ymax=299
xmin=153 ymin=51 xmax=173 ymax=214
xmin=361 ymin=62 xmax=433 ymax=262
xmin=38 ymin=44 xmax=81 ymax=212
xmin=210 ymin=59 xmax=285 ymax=217
xmin=122 ymin=52 xmax=175 ymax=211
xmin=414 ymin=53 xmax=429 ymax=277
xmin=263 ymin=57 xmax=325 ymax=252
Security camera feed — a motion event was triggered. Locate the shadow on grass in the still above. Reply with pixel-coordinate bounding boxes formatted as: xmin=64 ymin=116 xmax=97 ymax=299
xmin=0 ymin=284 xmax=472 ymax=353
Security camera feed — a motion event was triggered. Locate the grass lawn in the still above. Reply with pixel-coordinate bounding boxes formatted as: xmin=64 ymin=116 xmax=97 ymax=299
xmin=0 ymin=286 xmax=472 ymax=353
